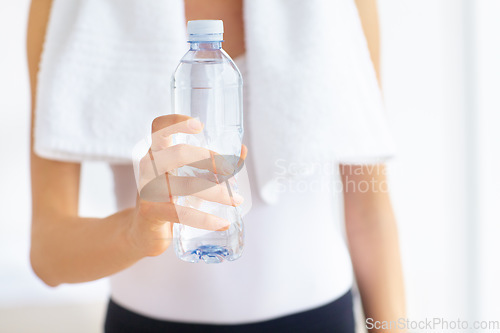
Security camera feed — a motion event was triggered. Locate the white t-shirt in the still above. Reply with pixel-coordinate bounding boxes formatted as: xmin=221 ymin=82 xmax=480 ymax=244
xmin=107 ymin=56 xmax=355 ymax=325
xmin=108 ymin=158 xmax=353 ymax=325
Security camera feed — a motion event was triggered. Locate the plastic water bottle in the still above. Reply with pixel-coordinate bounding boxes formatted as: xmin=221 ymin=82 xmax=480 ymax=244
xmin=171 ymin=20 xmax=244 ymax=263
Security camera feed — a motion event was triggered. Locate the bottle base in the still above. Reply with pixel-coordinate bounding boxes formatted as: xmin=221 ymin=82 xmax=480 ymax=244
xmin=178 ymin=245 xmax=241 ymax=264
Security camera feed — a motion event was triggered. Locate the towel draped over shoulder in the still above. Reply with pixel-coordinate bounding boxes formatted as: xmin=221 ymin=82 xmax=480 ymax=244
xmin=34 ymin=0 xmax=395 ymax=204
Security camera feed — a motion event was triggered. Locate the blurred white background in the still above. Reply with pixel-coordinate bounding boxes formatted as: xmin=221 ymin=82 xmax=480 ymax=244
xmin=0 ymin=0 xmax=499 ymax=332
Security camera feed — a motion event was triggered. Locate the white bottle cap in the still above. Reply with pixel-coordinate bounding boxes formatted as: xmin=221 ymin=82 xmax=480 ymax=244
xmin=187 ymin=20 xmax=224 ymax=42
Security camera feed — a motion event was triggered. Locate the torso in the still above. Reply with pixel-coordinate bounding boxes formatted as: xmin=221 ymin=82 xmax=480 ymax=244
xmin=108 ymin=8 xmax=353 ymax=324
xmin=109 ymin=59 xmax=353 ymax=324
xmin=184 ymin=0 xmax=245 ymax=58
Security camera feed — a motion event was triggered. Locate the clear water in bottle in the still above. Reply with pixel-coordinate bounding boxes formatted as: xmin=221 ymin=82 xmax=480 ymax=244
xmin=171 ymin=20 xmax=244 ymax=263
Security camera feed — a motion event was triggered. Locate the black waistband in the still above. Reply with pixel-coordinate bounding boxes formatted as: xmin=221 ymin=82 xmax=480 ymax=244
xmin=105 ymin=290 xmax=354 ymax=333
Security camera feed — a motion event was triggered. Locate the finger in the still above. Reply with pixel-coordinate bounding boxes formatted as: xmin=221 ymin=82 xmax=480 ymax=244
xmin=168 ymin=175 xmax=244 ymax=206
xmin=139 ymin=201 xmax=230 ymax=231
xmin=218 ymin=144 xmax=248 ymax=177
xmin=174 ymin=204 xmax=231 ymax=231
xmin=151 ymin=115 xmax=204 ymax=151
xmin=236 ymin=144 xmax=248 ymax=171
xmin=138 ymin=145 xmax=236 ymax=191
xmin=139 ymin=174 xmax=244 ymax=206
xmin=151 ymin=144 xmax=235 ymax=175
xmin=139 ymin=145 xmax=248 ymax=190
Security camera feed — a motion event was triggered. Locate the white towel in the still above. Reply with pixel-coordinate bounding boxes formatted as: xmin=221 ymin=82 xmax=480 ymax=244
xmin=35 ymin=0 xmax=395 ymax=204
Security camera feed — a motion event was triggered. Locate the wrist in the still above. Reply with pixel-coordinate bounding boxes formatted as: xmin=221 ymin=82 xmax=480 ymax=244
xmin=119 ymin=208 xmax=146 ymax=262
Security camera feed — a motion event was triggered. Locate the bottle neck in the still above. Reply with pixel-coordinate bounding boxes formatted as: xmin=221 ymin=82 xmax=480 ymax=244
xmin=189 ymin=41 xmax=222 ymax=51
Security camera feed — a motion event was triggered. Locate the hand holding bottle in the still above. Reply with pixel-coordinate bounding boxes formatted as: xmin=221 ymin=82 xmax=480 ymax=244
xmin=127 ymin=114 xmax=246 ymax=257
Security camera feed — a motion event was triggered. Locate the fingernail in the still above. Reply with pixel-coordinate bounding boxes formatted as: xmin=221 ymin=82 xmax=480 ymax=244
xmin=216 ymin=219 xmax=231 ymax=231
xmin=187 ymin=118 xmax=203 ymax=131
xmin=232 ymin=193 xmax=244 ymax=205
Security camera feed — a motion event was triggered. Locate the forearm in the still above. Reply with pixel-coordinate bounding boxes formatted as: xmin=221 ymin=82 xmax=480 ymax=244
xmin=346 ymin=207 xmax=406 ymax=331
xmin=30 ymin=208 xmax=143 ymax=287
xmin=341 ymin=164 xmax=406 ymax=332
